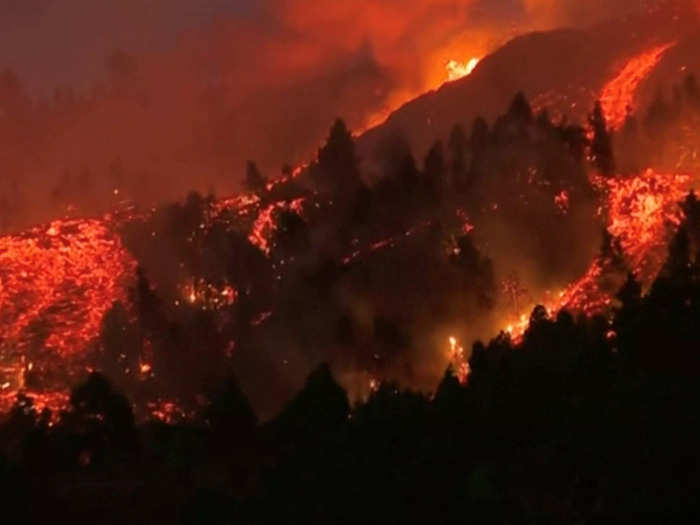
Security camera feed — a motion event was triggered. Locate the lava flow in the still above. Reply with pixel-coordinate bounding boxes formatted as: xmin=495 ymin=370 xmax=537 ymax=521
xmin=0 ymin=218 xmax=136 ymax=358
xmin=247 ymin=197 xmax=306 ymax=256
xmin=0 ymin=218 xmax=137 ymax=413
xmin=602 ymin=170 xmax=692 ymax=279
xmin=600 ymin=42 xmax=677 ymax=130
xmin=503 ymin=169 xmax=696 ymax=342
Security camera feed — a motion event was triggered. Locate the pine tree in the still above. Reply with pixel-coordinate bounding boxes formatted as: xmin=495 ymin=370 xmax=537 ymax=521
xmin=589 ymin=101 xmax=615 ymax=175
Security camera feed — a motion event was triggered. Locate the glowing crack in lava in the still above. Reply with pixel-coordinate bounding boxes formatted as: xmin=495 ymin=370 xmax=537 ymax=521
xmin=600 ymin=42 xmax=676 ymax=130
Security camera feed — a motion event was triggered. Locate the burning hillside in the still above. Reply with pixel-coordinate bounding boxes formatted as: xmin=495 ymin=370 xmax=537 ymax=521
xmin=2 ymin=6 xmax=700 ymax=418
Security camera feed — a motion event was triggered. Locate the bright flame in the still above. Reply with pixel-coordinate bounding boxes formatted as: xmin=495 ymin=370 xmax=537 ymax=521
xmin=356 ymin=56 xmax=481 ymax=133
xmin=446 ymin=57 xmax=480 ymax=81
xmin=447 ymin=336 xmax=470 ymax=384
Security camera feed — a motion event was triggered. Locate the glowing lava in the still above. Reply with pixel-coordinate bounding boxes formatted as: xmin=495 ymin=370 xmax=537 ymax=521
xmin=0 ymin=218 xmax=137 ymax=414
xmin=504 ymin=168 xmax=695 ymax=342
xmin=600 ymin=42 xmax=676 ymax=130
xmin=0 ymin=218 xmax=136 ymax=359
xmin=248 ymin=198 xmax=306 ymax=256
xmin=602 ymin=169 xmax=691 ymax=279
xmin=179 ymin=278 xmax=238 ymax=310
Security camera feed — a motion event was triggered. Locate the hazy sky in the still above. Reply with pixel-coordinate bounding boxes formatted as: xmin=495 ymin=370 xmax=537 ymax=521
xmin=0 ymin=0 xmax=655 ymax=94
xmin=0 ymin=0 xmax=255 ymax=92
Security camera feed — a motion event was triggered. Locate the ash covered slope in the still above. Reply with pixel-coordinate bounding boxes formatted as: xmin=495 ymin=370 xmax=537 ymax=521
xmin=357 ymin=6 xmax=697 ymax=167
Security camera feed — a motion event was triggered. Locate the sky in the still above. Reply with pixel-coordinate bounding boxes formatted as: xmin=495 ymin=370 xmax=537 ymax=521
xmin=0 ymin=0 xmax=257 ymax=92
xmin=0 ymin=0 xmax=652 ymax=94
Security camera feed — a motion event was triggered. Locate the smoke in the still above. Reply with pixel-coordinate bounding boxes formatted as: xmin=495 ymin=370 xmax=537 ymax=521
xmin=0 ymin=0 xmax=679 ymax=231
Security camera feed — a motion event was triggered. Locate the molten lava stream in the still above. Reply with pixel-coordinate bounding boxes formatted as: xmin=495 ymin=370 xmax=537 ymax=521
xmin=600 ymin=42 xmax=676 ymax=130
xmin=0 ymin=218 xmax=137 ymax=411
xmin=503 ymin=169 xmax=694 ymax=341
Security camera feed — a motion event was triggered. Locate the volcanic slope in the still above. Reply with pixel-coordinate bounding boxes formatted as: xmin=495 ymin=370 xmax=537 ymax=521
xmin=357 ymin=7 xmax=699 ymax=167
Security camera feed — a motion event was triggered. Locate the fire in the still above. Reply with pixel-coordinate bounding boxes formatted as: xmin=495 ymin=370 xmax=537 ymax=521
xmin=502 ymin=258 xmax=612 ymax=343
xmin=0 ymin=35 xmax=693 ymax=418
xmin=600 ymin=42 xmax=676 ymax=130
xmin=209 ymin=193 xmax=261 ymax=219
xmin=0 ymin=390 xmax=70 ymax=421
xmin=503 ymin=168 xmax=694 ymax=342
xmin=179 ymin=278 xmax=238 ymax=311
xmin=456 ymin=208 xmax=475 ymax=234
xmin=147 ymin=399 xmax=190 ymax=424
xmin=447 ymin=336 xmax=470 ymax=384
xmin=446 ymin=57 xmax=480 ymax=82
xmin=357 ymin=56 xmax=481 ymax=133
xmin=0 ymin=218 xmax=137 ymax=358
xmin=248 ymin=197 xmax=306 ymax=256
xmin=602 ymin=169 xmax=691 ymax=279
xmin=0 ymin=217 xmax=137 ymax=414
xmin=341 ymin=221 xmax=432 ymax=266
xmin=554 ymin=190 xmax=570 ymax=214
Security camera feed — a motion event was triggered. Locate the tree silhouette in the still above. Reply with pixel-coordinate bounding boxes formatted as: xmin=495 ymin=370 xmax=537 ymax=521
xmin=507 ymin=91 xmax=533 ymax=124
xmin=448 ymin=124 xmax=470 ymax=191
xmin=315 ymin=118 xmax=362 ymax=195
xmin=203 ymin=376 xmax=257 ymax=447
xmin=423 ymin=140 xmax=446 ymax=204
xmin=64 ymin=373 xmax=138 ymax=463
xmin=244 ymin=161 xmax=267 ymax=193
xmin=589 ymin=101 xmax=615 ymax=175
xmin=270 ymin=363 xmax=349 ymax=444
xmin=98 ymin=302 xmax=140 ymax=385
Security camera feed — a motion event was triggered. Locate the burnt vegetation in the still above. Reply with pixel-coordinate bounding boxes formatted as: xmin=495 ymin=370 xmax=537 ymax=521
xmin=3 ymin=79 xmax=700 ymax=523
